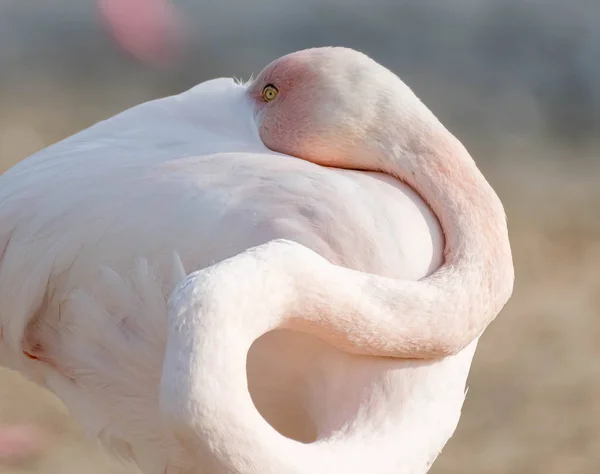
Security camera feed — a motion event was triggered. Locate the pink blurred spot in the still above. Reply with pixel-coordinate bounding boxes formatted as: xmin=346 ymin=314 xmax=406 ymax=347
xmin=98 ymin=0 xmax=186 ymax=67
xmin=0 ymin=424 xmax=45 ymax=463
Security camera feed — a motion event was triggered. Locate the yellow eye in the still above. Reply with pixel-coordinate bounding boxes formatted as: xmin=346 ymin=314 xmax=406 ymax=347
xmin=262 ymin=84 xmax=279 ymax=102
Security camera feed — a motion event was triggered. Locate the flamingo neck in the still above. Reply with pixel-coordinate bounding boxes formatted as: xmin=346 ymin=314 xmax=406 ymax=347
xmin=163 ymin=271 xmax=445 ymax=474
xmin=402 ymin=131 xmax=512 ymax=301
xmin=364 ymin=122 xmax=514 ymax=355
xmin=281 ymin=115 xmax=514 ymax=358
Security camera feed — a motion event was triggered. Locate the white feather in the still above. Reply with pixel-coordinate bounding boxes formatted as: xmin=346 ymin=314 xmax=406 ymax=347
xmin=0 ymin=62 xmax=481 ymax=473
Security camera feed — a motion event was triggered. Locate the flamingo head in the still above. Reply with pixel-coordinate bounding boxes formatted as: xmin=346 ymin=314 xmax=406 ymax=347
xmin=246 ymin=47 xmax=435 ymax=175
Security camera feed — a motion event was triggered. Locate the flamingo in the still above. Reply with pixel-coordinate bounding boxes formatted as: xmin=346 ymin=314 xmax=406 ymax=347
xmin=0 ymin=47 xmax=514 ymax=473
xmin=97 ymin=0 xmax=185 ymax=66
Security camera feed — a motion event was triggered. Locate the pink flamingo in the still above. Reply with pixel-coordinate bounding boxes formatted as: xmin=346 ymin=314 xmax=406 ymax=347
xmin=0 ymin=4 xmax=514 ymax=470
xmin=97 ymin=0 xmax=184 ymax=66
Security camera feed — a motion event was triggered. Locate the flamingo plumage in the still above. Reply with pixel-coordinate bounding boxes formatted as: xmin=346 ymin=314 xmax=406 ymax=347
xmin=0 ymin=46 xmax=513 ymax=473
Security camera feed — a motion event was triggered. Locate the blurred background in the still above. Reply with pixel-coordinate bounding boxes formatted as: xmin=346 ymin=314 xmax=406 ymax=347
xmin=0 ymin=0 xmax=599 ymax=473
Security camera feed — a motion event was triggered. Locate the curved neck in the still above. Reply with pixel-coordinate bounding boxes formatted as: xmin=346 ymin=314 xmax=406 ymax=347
xmin=401 ymin=129 xmax=512 ymax=276
xmin=281 ymin=112 xmax=515 ymax=358
xmin=405 ymin=128 xmax=513 ymax=300
xmin=161 ymin=259 xmax=304 ymax=473
xmin=265 ymin=114 xmax=515 ymax=358
xmin=309 ymin=121 xmax=514 ymax=358
xmin=161 ymin=262 xmax=443 ymax=473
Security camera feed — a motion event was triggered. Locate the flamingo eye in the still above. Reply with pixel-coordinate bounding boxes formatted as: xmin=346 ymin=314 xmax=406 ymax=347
xmin=262 ymin=84 xmax=279 ymax=102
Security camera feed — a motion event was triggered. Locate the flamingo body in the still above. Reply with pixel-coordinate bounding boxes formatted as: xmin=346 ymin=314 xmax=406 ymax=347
xmin=0 ymin=48 xmax=511 ymax=473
